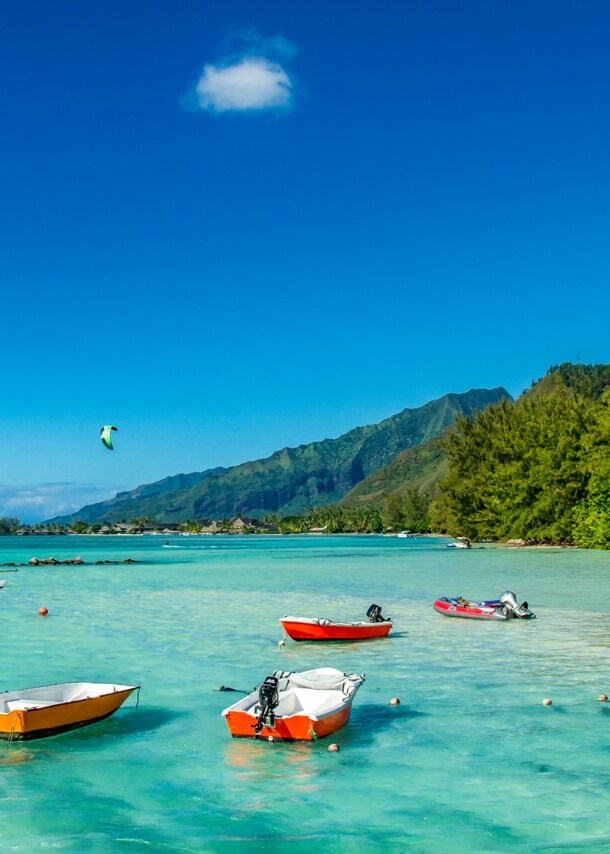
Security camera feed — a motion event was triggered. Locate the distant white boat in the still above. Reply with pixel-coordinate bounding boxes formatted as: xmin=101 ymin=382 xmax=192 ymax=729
xmin=446 ymin=537 xmax=471 ymax=549
xmin=396 ymin=531 xmax=411 ymax=538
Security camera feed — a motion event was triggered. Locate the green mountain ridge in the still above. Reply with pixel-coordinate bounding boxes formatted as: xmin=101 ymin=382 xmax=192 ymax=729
xmin=338 ymin=438 xmax=448 ymax=508
xmin=50 ymin=387 xmax=510 ymax=524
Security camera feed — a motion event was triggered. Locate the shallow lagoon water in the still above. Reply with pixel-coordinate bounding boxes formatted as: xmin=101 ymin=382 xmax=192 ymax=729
xmin=1 ymin=534 xmax=610 ymax=852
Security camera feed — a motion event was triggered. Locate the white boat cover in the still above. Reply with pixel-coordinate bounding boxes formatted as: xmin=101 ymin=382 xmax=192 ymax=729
xmin=272 ymin=667 xmax=365 ymax=694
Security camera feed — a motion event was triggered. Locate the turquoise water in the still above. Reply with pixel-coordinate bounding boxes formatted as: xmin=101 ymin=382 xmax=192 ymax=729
xmin=1 ymin=534 xmax=610 ymax=852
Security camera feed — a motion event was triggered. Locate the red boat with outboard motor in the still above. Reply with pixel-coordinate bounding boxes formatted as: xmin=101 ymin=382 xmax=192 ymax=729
xmin=433 ymin=591 xmax=535 ymax=621
xmin=280 ymin=604 xmax=392 ymax=641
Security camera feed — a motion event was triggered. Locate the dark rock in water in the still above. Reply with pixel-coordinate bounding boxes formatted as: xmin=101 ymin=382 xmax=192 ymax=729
xmin=8 ymin=556 xmax=139 ymax=567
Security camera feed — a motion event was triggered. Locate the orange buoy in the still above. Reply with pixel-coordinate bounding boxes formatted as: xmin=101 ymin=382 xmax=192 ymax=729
xmin=542 ymin=698 xmax=552 ymax=706
xmin=38 ymin=607 xmax=48 ymax=617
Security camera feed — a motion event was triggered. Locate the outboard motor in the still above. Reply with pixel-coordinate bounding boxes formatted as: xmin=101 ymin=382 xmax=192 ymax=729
xmin=367 ymin=603 xmax=390 ymax=623
xmin=499 ymin=591 xmax=536 ymax=619
xmin=254 ymin=676 xmax=280 ymax=735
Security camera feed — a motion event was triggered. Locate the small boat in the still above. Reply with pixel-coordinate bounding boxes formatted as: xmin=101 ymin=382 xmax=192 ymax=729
xmin=446 ymin=537 xmax=471 ymax=549
xmin=222 ymin=667 xmax=365 ymax=742
xmin=433 ymin=591 xmax=535 ymax=621
xmin=396 ymin=530 xmax=411 ymax=538
xmin=0 ymin=682 xmax=139 ymax=740
xmin=280 ymin=604 xmax=392 ymax=641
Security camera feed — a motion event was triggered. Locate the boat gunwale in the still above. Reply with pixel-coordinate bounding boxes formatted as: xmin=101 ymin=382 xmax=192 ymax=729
xmin=279 ymin=615 xmax=394 ymax=631
xmin=0 ymin=682 xmax=139 ymax=708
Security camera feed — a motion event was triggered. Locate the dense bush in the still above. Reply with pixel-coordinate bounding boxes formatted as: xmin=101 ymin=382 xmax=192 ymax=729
xmin=431 ymin=365 xmax=610 ymax=546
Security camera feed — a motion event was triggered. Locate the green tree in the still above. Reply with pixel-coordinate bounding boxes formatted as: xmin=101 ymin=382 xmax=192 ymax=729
xmin=572 ymin=490 xmax=610 ymax=549
xmin=431 ymin=394 xmax=594 ymax=543
xmin=0 ymin=517 xmax=19 ymax=534
xmin=383 ymin=489 xmax=431 ymax=532
xmin=71 ymin=521 xmax=89 ymax=534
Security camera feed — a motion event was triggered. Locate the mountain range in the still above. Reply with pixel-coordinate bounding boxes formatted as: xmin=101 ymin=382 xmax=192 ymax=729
xmin=50 ymin=387 xmax=510 ymax=524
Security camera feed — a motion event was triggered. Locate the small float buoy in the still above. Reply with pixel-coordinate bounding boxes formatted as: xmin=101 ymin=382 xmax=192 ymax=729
xmin=598 ymin=694 xmax=608 ymax=702
xmin=278 ymin=638 xmax=285 ymax=647
xmin=542 ymin=698 xmax=552 ymax=706
xmin=328 ymin=743 xmax=340 ymax=752
xmin=38 ymin=607 xmax=48 ymax=617
xmin=390 ymin=697 xmax=401 ymax=706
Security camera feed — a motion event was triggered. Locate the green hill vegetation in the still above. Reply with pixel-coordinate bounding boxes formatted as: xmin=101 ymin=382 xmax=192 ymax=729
xmin=50 ymin=387 xmax=509 ymax=525
xmin=338 ymin=437 xmax=447 ymax=508
xmin=42 ymin=364 xmax=610 ymax=548
xmin=430 ymin=363 xmax=610 ymax=546
xmin=332 ymin=438 xmax=447 ymax=533
xmin=274 ymin=363 xmax=610 ymax=543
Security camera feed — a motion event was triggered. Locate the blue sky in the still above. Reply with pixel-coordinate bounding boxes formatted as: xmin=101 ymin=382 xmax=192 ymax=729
xmin=2 ymin=0 xmax=609 ymax=522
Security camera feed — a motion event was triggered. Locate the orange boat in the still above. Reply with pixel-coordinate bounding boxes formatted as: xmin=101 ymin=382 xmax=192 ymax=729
xmin=222 ymin=667 xmax=365 ymax=742
xmin=0 ymin=681 xmax=139 ymax=741
xmin=280 ymin=604 xmax=392 ymax=641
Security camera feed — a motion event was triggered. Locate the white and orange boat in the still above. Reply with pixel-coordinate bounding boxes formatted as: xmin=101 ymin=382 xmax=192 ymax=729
xmin=0 ymin=681 xmax=139 ymax=741
xmin=222 ymin=667 xmax=365 ymax=742
xmin=280 ymin=604 xmax=392 ymax=642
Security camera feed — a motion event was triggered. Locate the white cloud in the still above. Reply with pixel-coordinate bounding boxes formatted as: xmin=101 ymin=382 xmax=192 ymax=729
xmin=0 ymin=483 xmax=118 ymax=524
xmin=194 ymin=57 xmax=293 ymax=113
xmin=186 ymin=33 xmax=298 ymax=114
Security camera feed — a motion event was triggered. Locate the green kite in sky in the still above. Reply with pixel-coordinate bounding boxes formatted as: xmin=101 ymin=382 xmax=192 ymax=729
xmin=100 ymin=425 xmax=118 ymax=450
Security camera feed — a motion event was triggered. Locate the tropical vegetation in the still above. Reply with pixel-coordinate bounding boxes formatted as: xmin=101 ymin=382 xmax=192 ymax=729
xmin=0 ymin=517 xmax=19 ymax=535
xmin=430 ymin=363 xmax=610 ymax=547
xmin=7 ymin=363 xmax=610 ymax=548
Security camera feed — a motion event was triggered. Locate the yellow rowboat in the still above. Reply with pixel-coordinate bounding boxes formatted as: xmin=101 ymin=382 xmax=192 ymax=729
xmin=0 ymin=682 xmax=139 ymax=740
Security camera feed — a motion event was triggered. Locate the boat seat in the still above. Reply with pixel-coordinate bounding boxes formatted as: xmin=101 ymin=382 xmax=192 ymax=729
xmin=62 ymin=690 xmax=91 ymax=702
xmin=274 ymin=692 xmax=304 ymax=716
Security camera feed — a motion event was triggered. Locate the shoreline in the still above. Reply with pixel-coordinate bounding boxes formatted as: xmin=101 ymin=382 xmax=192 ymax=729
xmin=1 ymin=530 xmax=581 ymax=549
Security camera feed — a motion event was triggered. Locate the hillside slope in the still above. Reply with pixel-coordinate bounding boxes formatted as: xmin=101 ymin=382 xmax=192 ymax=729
xmin=52 ymin=387 xmax=509 ymax=524
xmin=337 ymin=438 xmax=448 ymax=508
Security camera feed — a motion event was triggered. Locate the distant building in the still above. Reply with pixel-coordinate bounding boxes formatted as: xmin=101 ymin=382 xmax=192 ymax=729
xmin=199 ymin=521 xmax=221 ymax=534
